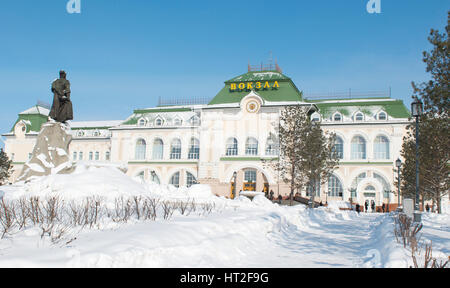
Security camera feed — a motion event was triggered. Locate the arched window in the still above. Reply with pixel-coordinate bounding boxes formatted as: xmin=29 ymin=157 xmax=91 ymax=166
xmin=79 ymin=152 xmax=83 ymax=161
xmin=245 ymin=137 xmax=258 ymax=155
xmin=328 ymin=175 xmax=343 ymax=198
xmin=334 ymin=113 xmax=342 ymax=122
xmin=378 ymin=112 xmax=387 ymax=121
xmin=152 ymin=138 xmax=164 ymax=159
xmin=186 ymin=172 xmax=197 ymax=187
xmin=150 ymin=171 xmax=160 ymax=184
xmin=155 ymin=118 xmax=163 ymax=126
xmin=188 ymin=138 xmax=200 ymax=159
xmin=136 ymin=171 xmax=145 ymax=183
xmin=374 ymin=135 xmax=390 ymax=159
xmin=73 ymin=152 xmax=77 ymax=161
xmin=265 ymin=135 xmax=279 ymax=156
xmin=354 ymin=112 xmax=364 ymax=121
xmin=334 ymin=136 xmax=344 ymax=159
xmin=93 ymin=130 xmax=100 ymax=137
xmin=95 ymin=151 xmax=99 ymax=161
xmin=77 ymin=131 xmax=85 ymax=137
xmin=89 ymin=151 xmax=93 ymax=161
xmin=226 ymin=138 xmax=238 ymax=156
xmin=170 ymin=172 xmax=180 ymax=188
xmin=105 ymin=151 xmax=110 ymax=161
xmin=351 ymin=136 xmax=366 ymax=159
xmin=170 ymin=139 xmax=181 ymax=159
xmin=135 ymin=139 xmax=146 ymax=160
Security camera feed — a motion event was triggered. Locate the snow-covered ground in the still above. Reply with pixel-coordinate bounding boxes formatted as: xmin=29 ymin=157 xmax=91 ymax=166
xmin=0 ymin=165 xmax=448 ymax=268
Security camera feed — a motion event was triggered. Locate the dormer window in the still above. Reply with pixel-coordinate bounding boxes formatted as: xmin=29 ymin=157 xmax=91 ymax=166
xmin=378 ymin=111 xmax=387 ymax=121
xmin=93 ymin=130 xmax=100 ymax=137
xmin=138 ymin=118 xmax=147 ymax=127
xmin=311 ymin=112 xmax=321 ymax=123
xmin=77 ymin=130 xmax=85 ymax=137
xmin=189 ymin=116 xmax=200 ymax=126
xmin=155 ymin=118 xmax=164 ymax=126
xmin=174 ymin=118 xmax=182 ymax=126
xmin=333 ymin=112 xmax=342 ymax=122
xmin=354 ymin=112 xmax=364 ymax=122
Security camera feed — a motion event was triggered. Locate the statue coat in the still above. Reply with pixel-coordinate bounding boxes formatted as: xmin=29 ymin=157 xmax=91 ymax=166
xmin=49 ymin=78 xmax=73 ymax=122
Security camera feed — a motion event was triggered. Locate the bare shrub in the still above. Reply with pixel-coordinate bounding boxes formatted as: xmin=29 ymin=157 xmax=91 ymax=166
xmin=161 ymin=201 xmax=175 ymax=220
xmin=177 ymin=199 xmax=190 ymax=216
xmin=0 ymin=199 xmax=16 ymax=238
xmin=412 ymin=241 xmax=449 ymax=268
xmin=394 ymin=213 xmax=448 ymax=269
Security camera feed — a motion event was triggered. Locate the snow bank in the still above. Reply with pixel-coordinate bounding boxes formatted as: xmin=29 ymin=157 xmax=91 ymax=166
xmin=3 ymin=164 xmax=219 ymax=204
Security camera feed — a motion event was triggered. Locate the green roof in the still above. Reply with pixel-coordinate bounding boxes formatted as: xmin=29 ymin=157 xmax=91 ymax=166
xmin=10 ymin=106 xmax=48 ymax=133
xmin=312 ymin=100 xmax=410 ymax=119
xmin=209 ymin=71 xmax=302 ymax=105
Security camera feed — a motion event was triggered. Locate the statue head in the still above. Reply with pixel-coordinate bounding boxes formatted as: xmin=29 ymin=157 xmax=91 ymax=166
xmin=59 ymin=70 xmax=67 ymax=79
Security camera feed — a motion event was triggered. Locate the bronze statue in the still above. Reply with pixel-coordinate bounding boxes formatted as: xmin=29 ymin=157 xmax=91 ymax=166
xmin=49 ymin=70 xmax=73 ymax=123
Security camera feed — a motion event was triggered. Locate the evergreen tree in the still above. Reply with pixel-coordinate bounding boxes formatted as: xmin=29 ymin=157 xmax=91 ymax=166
xmin=400 ymin=12 xmax=450 ymax=213
xmin=0 ymin=148 xmax=13 ymax=185
xmin=265 ymin=105 xmax=339 ymax=206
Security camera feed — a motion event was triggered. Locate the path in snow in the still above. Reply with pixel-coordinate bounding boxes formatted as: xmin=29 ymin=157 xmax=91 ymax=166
xmin=0 ymin=203 xmax=389 ymax=268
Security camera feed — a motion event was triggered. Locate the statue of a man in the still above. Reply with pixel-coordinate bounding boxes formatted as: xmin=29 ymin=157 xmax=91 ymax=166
xmin=49 ymin=70 xmax=73 ymax=123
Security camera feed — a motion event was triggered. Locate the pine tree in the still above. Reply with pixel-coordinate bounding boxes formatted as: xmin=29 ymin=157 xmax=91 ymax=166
xmin=265 ymin=105 xmax=339 ymax=206
xmin=0 ymin=148 xmax=13 ymax=185
xmin=400 ymin=12 xmax=450 ymax=213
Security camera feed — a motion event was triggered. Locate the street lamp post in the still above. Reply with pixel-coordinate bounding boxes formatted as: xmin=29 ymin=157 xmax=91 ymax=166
xmin=411 ymin=97 xmax=423 ymax=223
xmin=232 ymin=171 xmax=237 ymax=199
xmin=150 ymin=170 xmax=156 ymax=183
xmin=396 ymin=158 xmax=402 ymax=210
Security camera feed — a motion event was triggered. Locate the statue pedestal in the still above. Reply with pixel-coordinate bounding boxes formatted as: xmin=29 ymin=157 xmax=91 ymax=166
xmin=18 ymin=122 xmax=75 ymax=181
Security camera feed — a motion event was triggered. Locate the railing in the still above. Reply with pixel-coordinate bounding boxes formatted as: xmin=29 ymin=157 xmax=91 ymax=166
xmin=303 ymin=89 xmax=391 ymax=100
xmin=158 ymin=96 xmax=212 ymax=107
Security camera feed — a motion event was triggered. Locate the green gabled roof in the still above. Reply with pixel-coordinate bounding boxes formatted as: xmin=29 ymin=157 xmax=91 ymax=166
xmin=123 ymin=107 xmax=194 ymax=125
xmin=10 ymin=106 xmax=49 ymax=133
xmin=209 ymin=71 xmax=302 ymax=105
xmin=312 ymin=99 xmax=410 ymax=119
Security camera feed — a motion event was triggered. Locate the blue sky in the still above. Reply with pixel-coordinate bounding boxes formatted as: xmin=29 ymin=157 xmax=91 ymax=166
xmin=0 ymin=0 xmax=448 ymax=148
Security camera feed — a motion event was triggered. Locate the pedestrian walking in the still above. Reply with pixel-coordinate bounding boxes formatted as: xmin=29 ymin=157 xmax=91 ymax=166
xmin=356 ymin=203 xmax=360 ymax=214
xmin=371 ymin=200 xmax=375 ymax=213
xmin=365 ymin=200 xmax=369 ymax=212
xmin=278 ymin=194 xmax=282 ymax=204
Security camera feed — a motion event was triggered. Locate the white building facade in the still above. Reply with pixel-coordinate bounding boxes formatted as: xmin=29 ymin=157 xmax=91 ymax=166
xmin=3 ymin=68 xmax=414 ymax=211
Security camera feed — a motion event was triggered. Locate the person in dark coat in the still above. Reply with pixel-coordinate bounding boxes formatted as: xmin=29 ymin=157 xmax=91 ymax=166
xmin=382 ymin=203 xmax=385 ymax=213
xmin=277 ymin=194 xmax=282 ymax=204
xmin=355 ymin=203 xmax=360 ymax=214
xmin=49 ymin=70 xmax=73 ymax=123
xmin=426 ymin=203 xmax=430 ymax=212
xmin=365 ymin=200 xmax=369 ymax=212
xmin=269 ymin=190 xmax=274 ymax=201
xmin=371 ymin=200 xmax=375 ymax=213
